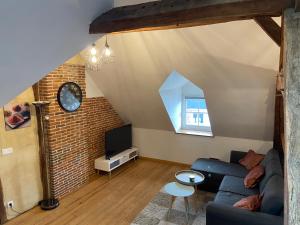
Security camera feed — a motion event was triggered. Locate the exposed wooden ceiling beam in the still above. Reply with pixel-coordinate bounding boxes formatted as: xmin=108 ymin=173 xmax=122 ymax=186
xmin=254 ymin=16 xmax=282 ymax=46
xmin=90 ymin=0 xmax=290 ymax=34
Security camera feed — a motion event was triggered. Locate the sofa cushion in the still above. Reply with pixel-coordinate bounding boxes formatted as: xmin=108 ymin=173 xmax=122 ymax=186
xmin=260 ymin=149 xmax=281 ymax=167
xmin=259 ymin=159 xmax=283 ymax=193
xmin=239 ymin=150 xmax=264 ymax=170
xmin=260 ymin=175 xmax=284 ymax=216
xmin=219 ymin=176 xmax=259 ymax=196
xmin=233 ymin=195 xmax=262 ymax=211
xmin=191 ymin=158 xmax=248 ymax=178
xmin=244 ymin=165 xmax=265 ymax=188
xmin=214 ymin=191 xmax=245 ymax=206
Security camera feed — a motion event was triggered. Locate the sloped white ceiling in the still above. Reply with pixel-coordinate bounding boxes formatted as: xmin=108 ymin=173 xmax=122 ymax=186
xmin=0 ymin=0 xmax=113 ymax=106
xmin=88 ymin=18 xmax=279 ymax=141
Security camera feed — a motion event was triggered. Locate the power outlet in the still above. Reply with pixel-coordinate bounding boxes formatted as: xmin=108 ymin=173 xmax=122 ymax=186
xmin=7 ymin=201 xmax=14 ymax=208
xmin=2 ymin=148 xmax=13 ymax=155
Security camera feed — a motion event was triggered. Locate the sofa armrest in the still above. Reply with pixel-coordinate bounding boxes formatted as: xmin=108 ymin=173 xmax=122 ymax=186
xmin=206 ymin=202 xmax=283 ymax=225
xmin=230 ymin=150 xmax=247 ymax=164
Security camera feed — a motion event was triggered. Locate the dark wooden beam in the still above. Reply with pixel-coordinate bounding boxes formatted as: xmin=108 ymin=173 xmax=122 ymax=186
xmin=90 ymin=0 xmax=290 ymax=34
xmin=296 ymin=0 xmax=300 ymax=12
xmin=254 ymin=16 xmax=281 ymax=46
xmin=273 ymin=16 xmax=284 ymax=152
xmin=0 ymin=179 xmax=7 ymax=225
xmin=279 ymin=16 xmax=285 ymax=71
xmin=273 ymin=92 xmax=284 ymax=151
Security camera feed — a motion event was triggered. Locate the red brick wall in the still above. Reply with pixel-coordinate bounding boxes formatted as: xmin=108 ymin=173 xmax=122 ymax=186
xmin=86 ymin=97 xmax=123 ymax=176
xmin=38 ymin=64 xmax=123 ymax=198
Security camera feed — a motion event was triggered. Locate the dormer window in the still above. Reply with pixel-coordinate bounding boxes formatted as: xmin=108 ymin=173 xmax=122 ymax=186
xmin=159 ymin=71 xmax=213 ymax=137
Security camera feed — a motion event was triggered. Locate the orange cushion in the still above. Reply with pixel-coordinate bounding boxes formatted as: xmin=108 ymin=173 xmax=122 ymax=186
xmin=233 ymin=195 xmax=262 ymax=211
xmin=244 ymin=165 xmax=265 ymax=188
xmin=239 ymin=150 xmax=264 ymax=170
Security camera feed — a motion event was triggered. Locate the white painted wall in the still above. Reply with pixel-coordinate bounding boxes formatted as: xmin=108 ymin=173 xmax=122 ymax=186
xmin=86 ymin=70 xmax=105 ymax=98
xmin=88 ymin=21 xmax=279 ymax=141
xmin=182 ymin=82 xmax=204 ymax=98
xmin=160 ymin=88 xmax=182 ymax=131
xmin=78 ymin=0 xmax=277 ymax=165
xmin=133 ymin=128 xmax=273 ymax=164
xmin=0 ymin=0 xmax=113 ymax=106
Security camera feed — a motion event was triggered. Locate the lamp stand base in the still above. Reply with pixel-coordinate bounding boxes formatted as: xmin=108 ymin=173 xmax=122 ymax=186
xmin=39 ymin=199 xmax=59 ymax=210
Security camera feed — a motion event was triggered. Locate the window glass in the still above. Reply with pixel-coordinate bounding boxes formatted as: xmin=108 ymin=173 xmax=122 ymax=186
xmin=183 ymin=97 xmax=211 ymax=129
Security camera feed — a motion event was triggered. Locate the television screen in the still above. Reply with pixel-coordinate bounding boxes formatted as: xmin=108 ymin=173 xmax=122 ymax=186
xmin=105 ymin=124 xmax=132 ymax=159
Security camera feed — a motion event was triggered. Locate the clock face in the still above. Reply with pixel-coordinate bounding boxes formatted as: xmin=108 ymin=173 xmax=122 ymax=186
xmin=57 ymin=82 xmax=82 ymax=112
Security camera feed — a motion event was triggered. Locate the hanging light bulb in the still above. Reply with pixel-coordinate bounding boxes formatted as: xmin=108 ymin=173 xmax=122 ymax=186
xmin=90 ymin=44 xmax=97 ymax=56
xmin=102 ymin=36 xmax=112 ymax=58
xmin=100 ymin=35 xmax=114 ymax=65
xmin=82 ymin=35 xmax=115 ymax=72
xmin=91 ymin=56 xmax=97 ymax=63
xmin=104 ymin=47 xmax=111 ymax=57
xmin=104 ymin=39 xmax=111 ymax=57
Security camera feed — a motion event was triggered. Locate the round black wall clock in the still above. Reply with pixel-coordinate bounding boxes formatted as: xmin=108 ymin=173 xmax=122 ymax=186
xmin=57 ymin=82 xmax=83 ymax=112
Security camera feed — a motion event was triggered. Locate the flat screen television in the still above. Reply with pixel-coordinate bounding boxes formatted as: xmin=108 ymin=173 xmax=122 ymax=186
xmin=105 ymin=124 xmax=132 ymax=159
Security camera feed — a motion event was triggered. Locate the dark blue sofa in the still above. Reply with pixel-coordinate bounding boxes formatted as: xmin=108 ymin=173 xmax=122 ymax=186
xmin=191 ymin=149 xmax=284 ymax=225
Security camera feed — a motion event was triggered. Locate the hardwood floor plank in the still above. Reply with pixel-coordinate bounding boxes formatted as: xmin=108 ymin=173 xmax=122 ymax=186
xmin=5 ymin=159 xmax=187 ymax=225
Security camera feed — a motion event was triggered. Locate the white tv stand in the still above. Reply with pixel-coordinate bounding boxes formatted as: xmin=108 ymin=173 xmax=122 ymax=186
xmin=95 ymin=147 xmax=138 ymax=178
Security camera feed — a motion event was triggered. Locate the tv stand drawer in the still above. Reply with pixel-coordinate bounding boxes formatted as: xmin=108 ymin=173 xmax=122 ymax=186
xmin=110 ymin=160 xmax=120 ymax=169
xmin=120 ymin=155 xmax=129 ymax=163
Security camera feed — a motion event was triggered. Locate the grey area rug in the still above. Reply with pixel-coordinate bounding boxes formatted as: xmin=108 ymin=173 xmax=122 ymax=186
xmin=131 ymin=188 xmax=215 ymax=225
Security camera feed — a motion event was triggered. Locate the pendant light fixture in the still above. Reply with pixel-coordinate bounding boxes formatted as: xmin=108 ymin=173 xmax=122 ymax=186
xmin=103 ymin=36 xmax=112 ymax=57
xmin=90 ymin=43 xmax=97 ymax=56
xmin=83 ymin=35 xmax=114 ymax=71
xmin=90 ymin=43 xmax=98 ymax=63
xmin=100 ymin=35 xmax=114 ymax=64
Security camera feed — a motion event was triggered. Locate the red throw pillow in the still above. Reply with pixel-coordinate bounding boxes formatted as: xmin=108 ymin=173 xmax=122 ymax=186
xmin=244 ymin=165 xmax=265 ymax=188
xmin=233 ymin=195 xmax=262 ymax=211
xmin=239 ymin=150 xmax=264 ymax=170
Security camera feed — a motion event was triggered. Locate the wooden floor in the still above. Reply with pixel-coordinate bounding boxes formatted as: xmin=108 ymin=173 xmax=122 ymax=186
xmin=5 ymin=159 xmax=188 ymax=225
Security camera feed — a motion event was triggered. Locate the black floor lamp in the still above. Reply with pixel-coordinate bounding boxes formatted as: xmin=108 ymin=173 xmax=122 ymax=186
xmin=32 ymin=101 xmax=59 ymax=210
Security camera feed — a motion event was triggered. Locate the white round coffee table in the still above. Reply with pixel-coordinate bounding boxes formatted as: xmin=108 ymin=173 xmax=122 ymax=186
xmin=164 ymin=182 xmax=194 ymax=223
xmin=175 ymin=170 xmax=205 ymax=186
xmin=175 ymin=170 xmax=205 ymax=214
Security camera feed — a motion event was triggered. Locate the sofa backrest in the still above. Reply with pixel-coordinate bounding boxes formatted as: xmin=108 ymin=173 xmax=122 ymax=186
xmin=260 ymin=149 xmax=281 ymax=167
xmin=260 ymin=175 xmax=284 ymax=216
xmin=259 ymin=149 xmax=283 ymax=193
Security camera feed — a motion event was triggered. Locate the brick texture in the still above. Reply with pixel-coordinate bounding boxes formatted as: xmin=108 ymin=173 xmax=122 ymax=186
xmin=86 ymin=97 xmax=124 ymax=176
xmin=37 ymin=64 xmax=123 ymax=198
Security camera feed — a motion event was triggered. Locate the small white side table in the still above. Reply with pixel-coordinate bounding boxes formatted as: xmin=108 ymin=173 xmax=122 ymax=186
xmin=164 ymin=182 xmax=195 ymax=223
xmin=175 ymin=170 xmax=205 ymax=213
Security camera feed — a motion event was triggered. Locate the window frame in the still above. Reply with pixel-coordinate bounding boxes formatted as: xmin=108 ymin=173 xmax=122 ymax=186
xmin=181 ymin=96 xmax=212 ymax=132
